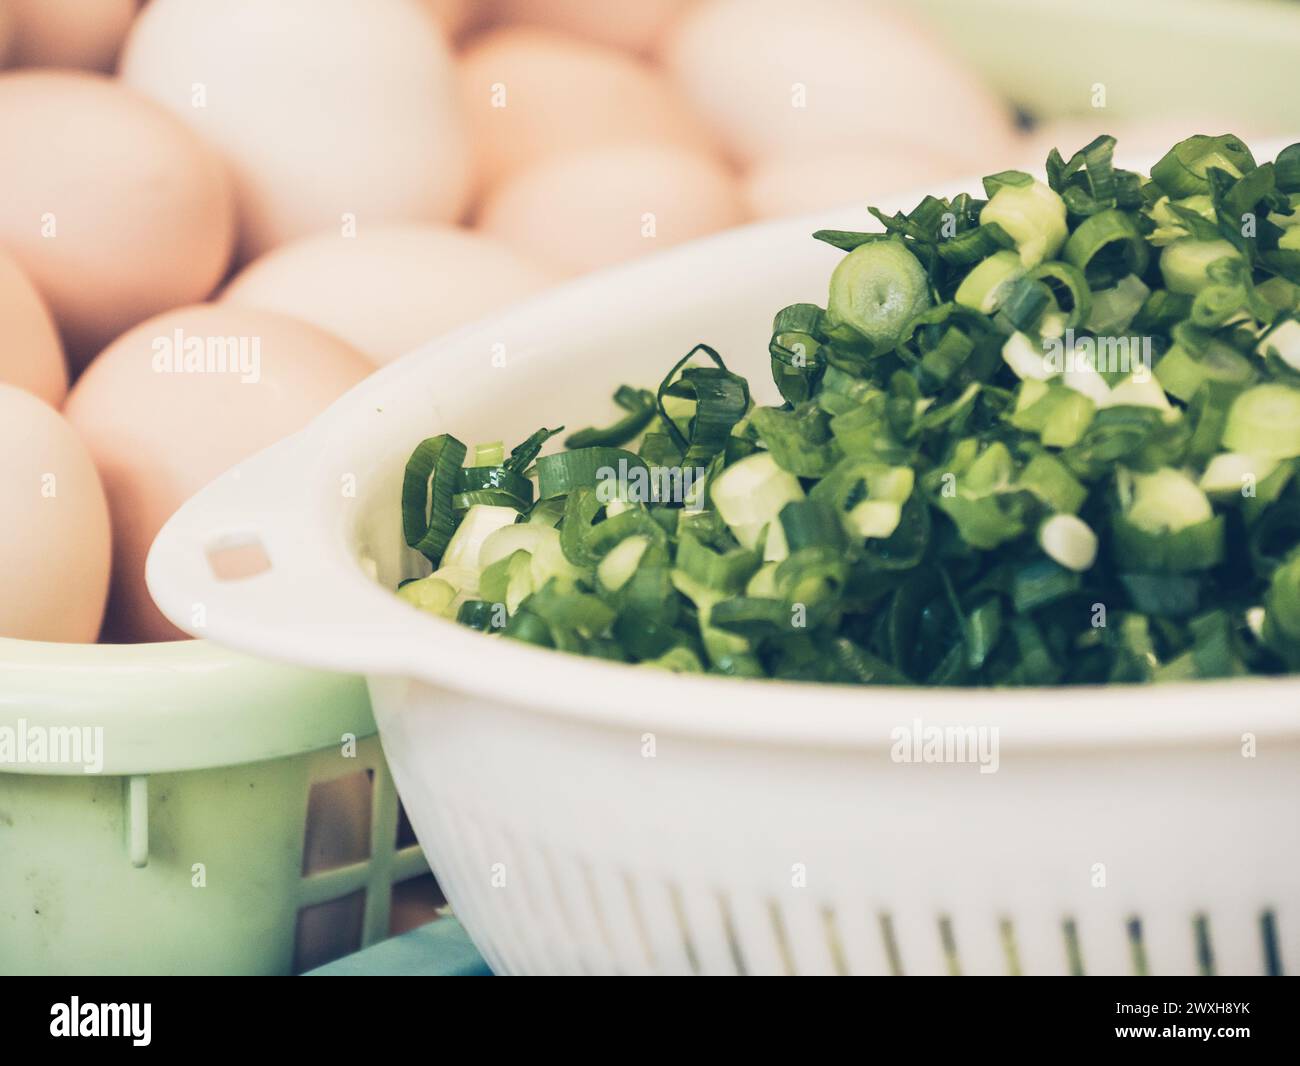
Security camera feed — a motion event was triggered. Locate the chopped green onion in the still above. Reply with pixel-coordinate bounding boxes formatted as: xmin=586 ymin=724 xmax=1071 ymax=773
xmin=711 ymin=451 xmax=804 ymax=550
xmin=655 ymin=344 xmax=750 ymax=463
xmin=1063 ymin=208 xmax=1149 ymax=287
xmin=535 ymin=447 xmax=647 ymax=499
xmin=503 ymin=426 xmax=562 ymax=474
xmin=954 ymin=249 xmax=1023 ymax=313
xmin=825 ymin=239 xmax=933 ymax=353
xmin=769 ymin=304 xmax=826 ymax=404
xmin=1200 ymin=452 xmax=1278 ymax=499
xmin=778 ymin=499 xmax=846 ymax=552
xmin=396 ymin=575 xmax=457 ymax=616
xmin=564 ymin=386 xmax=657 ymax=449
xmin=442 ymin=504 xmax=520 ymax=570
xmin=1264 ymin=552 xmax=1300 ymax=665
xmin=1159 ymin=238 xmax=1242 ymax=295
xmin=1002 ymin=331 xmax=1052 ymax=381
xmin=401 ymin=433 xmax=467 ymax=565
xmin=1085 ymin=274 xmax=1148 ymax=334
xmin=456 ymin=464 xmax=534 ymax=509
xmin=1223 ymin=383 xmax=1300 ymax=458
xmin=1124 ymin=468 xmax=1213 ymax=533
xmin=1012 ymin=558 xmax=1080 ymax=610
xmin=749 ymin=404 xmax=840 ymax=477
xmin=456 ymin=599 xmax=497 ymax=630
xmin=597 ymin=534 xmax=650 ymax=592
xmin=1257 ymin=318 xmax=1300 ymax=371
xmin=479 ymin=522 xmax=548 ymax=569
xmin=393 ymin=135 xmax=1300 ymax=687
xmin=1150 ymin=134 xmax=1256 ymax=197
xmin=1012 ymin=379 xmax=1096 ymax=446
xmin=1018 ymin=452 xmax=1086 ymax=513
xmin=1038 ymin=513 xmax=1098 ymax=571
xmin=1032 ymin=260 xmax=1093 ymax=329
xmin=979 ymin=179 xmax=1067 ymax=267
xmin=1276 ymin=144 xmax=1300 ymax=193
xmin=1154 ymin=340 xmax=1254 ymax=403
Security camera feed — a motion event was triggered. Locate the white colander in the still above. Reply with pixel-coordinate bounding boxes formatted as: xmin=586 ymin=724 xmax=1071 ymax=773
xmin=148 ymin=151 xmax=1300 ymax=976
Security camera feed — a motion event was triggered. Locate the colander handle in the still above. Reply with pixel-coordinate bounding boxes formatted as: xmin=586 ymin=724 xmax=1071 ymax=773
xmin=146 ymin=438 xmax=415 ymax=677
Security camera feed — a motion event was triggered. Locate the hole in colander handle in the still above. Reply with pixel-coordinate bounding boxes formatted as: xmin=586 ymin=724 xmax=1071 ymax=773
xmin=145 ymin=443 xmax=414 ymax=677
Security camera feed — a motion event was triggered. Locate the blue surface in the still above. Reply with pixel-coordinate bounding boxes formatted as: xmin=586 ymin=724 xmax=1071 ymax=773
xmin=306 ymin=918 xmax=492 ymax=976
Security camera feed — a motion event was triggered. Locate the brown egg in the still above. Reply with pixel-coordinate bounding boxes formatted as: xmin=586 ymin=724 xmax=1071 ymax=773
xmin=418 ymin=0 xmax=473 ymax=37
xmin=0 ymin=246 xmax=66 ymax=406
xmin=459 ymin=26 xmax=714 ymax=191
xmin=489 ymin=0 xmax=697 ymax=54
xmin=477 ymin=142 xmax=745 ymax=277
xmin=4 ymin=0 xmax=135 ymax=72
xmin=0 ymin=2 xmax=13 ymax=66
xmin=120 ymin=0 xmax=470 ymax=262
xmin=222 ymin=225 xmax=555 ymax=365
xmin=64 ymin=305 xmax=373 ymax=643
xmin=0 ymin=383 xmax=111 ymax=642
xmin=0 ymin=71 xmax=235 ymax=370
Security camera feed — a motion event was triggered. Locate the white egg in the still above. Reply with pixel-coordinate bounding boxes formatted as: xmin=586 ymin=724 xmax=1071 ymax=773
xmin=119 ymin=0 xmax=471 ymax=261
xmin=662 ymin=0 xmax=1018 ymax=169
xmin=745 ymin=145 xmax=974 ymax=220
xmin=222 ymin=225 xmax=556 ymax=365
xmin=0 ymin=383 xmax=111 ymax=643
xmin=477 ymin=142 xmax=745 ymax=277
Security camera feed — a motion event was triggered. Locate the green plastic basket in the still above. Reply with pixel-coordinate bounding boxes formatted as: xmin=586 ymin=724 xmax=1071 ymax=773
xmin=0 ymin=638 xmax=426 ymax=975
xmin=912 ymin=0 xmax=1300 ymax=130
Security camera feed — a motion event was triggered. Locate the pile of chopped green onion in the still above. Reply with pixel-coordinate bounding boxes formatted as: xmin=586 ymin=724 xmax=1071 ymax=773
xmin=399 ymin=134 xmax=1300 ymax=686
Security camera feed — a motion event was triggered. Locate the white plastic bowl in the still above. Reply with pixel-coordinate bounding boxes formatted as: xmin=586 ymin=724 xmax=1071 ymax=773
xmin=149 ymin=149 xmax=1300 ymax=975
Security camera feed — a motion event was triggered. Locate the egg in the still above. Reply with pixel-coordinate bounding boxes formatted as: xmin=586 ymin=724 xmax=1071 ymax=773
xmin=119 ymin=0 xmax=470 ymax=262
xmin=0 ymin=2 xmax=13 ymax=66
xmin=477 ymin=142 xmax=745 ymax=277
xmin=744 ymin=145 xmax=973 ymax=220
xmin=0 ymin=247 xmax=66 ymax=406
xmin=662 ymin=0 xmax=1018 ymax=169
xmin=64 ymin=305 xmax=373 ymax=643
xmin=459 ymin=26 xmax=714 ymax=190
xmin=4 ymin=0 xmax=135 ymax=72
xmin=418 ymin=0 xmax=472 ymax=37
xmin=0 ymin=383 xmax=111 ymax=642
xmin=222 ymin=225 xmax=555 ymax=365
xmin=488 ymin=0 xmax=697 ymax=54
xmin=0 ymin=71 xmax=235 ymax=369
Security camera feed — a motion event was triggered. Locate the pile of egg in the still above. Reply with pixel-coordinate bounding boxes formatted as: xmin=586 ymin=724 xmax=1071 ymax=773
xmin=0 ymin=0 xmax=1162 ymax=644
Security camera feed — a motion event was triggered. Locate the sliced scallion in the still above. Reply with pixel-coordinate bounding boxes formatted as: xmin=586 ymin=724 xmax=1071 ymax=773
xmin=1223 ymin=384 xmax=1300 ymax=459
xmin=401 ymin=433 xmax=468 ymax=565
xmin=393 ymin=135 xmax=1300 ymax=687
